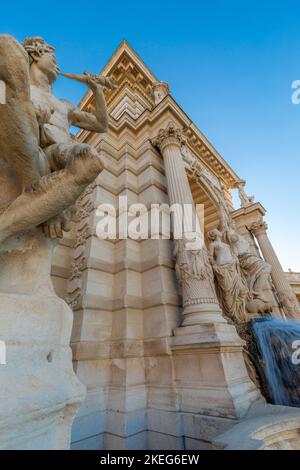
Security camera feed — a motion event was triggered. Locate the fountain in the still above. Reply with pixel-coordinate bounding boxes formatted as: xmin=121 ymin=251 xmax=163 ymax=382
xmin=252 ymin=317 xmax=300 ymax=407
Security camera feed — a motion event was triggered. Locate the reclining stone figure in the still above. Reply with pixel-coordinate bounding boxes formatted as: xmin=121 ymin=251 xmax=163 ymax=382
xmin=0 ymin=34 xmax=116 ymax=245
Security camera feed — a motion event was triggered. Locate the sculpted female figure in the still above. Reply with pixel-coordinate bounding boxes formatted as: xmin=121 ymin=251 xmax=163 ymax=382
xmin=226 ymin=222 xmax=272 ymax=311
xmin=208 ymin=229 xmax=248 ymax=323
xmin=214 ymin=187 xmax=272 ymax=313
xmin=0 ymin=34 xmax=116 ymax=244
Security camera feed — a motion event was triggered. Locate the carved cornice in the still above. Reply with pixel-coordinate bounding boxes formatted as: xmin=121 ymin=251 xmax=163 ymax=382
xmin=183 ymin=124 xmax=238 ymax=187
xmin=151 ymin=122 xmax=187 ymax=153
xmin=231 ymin=202 xmax=266 ymax=222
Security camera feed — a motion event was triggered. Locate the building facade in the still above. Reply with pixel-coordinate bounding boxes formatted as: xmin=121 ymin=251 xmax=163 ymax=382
xmin=50 ymin=41 xmax=300 ymax=450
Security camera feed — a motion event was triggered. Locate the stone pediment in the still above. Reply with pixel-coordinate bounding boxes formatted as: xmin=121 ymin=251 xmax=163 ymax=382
xmin=79 ymin=40 xmax=157 ymax=116
xmin=77 ymin=40 xmax=239 ymax=188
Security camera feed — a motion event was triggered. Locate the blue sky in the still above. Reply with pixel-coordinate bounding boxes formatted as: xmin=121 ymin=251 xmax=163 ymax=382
xmin=1 ymin=0 xmax=300 ymax=270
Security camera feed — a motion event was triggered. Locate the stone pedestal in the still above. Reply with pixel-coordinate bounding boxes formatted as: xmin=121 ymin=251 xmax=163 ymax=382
xmin=0 ymin=230 xmax=85 ymax=449
xmin=171 ymin=323 xmax=261 ymax=419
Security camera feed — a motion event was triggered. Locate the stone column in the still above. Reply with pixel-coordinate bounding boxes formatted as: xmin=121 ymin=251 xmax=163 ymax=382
xmin=250 ymin=220 xmax=300 ymax=320
xmin=152 ymin=122 xmax=224 ymax=326
xmin=152 ymin=123 xmax=262 ymax=419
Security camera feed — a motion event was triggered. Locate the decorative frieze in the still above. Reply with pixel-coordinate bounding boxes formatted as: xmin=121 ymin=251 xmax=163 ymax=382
xmin=67 ymin=184 xmax=96 ymax=310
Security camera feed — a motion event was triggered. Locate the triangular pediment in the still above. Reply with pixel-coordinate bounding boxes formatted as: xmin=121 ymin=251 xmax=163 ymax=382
xmin=77 ymin=40 xmax=240 ymax=188
xmin=79 ymin=40 xmax=157 ymax=116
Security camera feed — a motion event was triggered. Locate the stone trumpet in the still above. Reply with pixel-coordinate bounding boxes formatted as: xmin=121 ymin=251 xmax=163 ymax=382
xmin=58 ymin=71 xmax=117 ymax=90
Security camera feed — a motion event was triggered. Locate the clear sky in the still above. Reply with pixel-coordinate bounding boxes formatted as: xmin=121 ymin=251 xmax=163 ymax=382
xmin=1 ymin=0 xmax=300 ymax=270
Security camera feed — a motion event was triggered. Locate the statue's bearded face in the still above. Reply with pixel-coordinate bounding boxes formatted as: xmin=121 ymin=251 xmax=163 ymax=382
xmin=36 ymin=52 xmax=59 ymax=84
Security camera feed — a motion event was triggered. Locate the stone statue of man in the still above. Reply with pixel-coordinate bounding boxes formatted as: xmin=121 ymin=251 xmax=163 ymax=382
xmin=0 ymin=34 xmax=116 ymax=245
xmin=0 ymin=34 xmax=117 ymax=449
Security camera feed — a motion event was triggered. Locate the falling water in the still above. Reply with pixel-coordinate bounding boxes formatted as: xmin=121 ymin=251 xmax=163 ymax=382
xmin=252 ymin=317 xmax=300 ymax=407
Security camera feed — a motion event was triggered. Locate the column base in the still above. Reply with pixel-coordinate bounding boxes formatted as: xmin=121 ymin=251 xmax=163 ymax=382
xmin=171 ymin=322 xmax=263 ymax=419
xmin=182 ymin=302 xmax=226 ymax=326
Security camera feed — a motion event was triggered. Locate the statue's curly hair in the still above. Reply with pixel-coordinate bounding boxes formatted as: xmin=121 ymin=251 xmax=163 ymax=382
xmin=22 ymin=36 xmax=55 ymax=65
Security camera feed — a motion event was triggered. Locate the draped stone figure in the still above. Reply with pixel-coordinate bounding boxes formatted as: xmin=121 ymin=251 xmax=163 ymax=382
xmin=214 ymin=186 xmax=272 ymax=315
xmin=226 ymin=223 xmax=272 ymax=313
xmin=197 ymin=171 xmax=272 ymax=317
xmin=0 ymin=34 xmax=115 ymax=449
xmin=208 ymin=229 xmax=248 ymax=323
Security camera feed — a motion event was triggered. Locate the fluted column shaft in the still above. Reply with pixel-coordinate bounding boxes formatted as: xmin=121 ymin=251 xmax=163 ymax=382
xmin=251 ymin=221 xmax=300 ymax=319
xmin=152 ymin=124 xmax=224 ymax=326
xmin=162 ymin=143 xmax=194 ymax=206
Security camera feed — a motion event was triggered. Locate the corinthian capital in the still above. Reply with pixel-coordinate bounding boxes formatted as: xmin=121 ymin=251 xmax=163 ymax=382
xmin=152 ymin=122 xmax=187 ymax=152
xmin=249 ymin=220 xmax=268 ymax=236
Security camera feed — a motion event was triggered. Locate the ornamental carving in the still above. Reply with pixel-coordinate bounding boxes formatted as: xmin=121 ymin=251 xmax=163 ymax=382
xmin=76 ymin=200 xmax=95 ymax=222
xmin=151 ymin=122 xmax=187 ymax=151
xmin=70 ymin=253 xmax=86 ymax=281
xmin=248 ymin=220 xmax=268 ymax=236
xmin=174 ymin=239 xmax=206 ymax=290
xmin=74 ymin=224 xmax=92 ymax=248
xmin=173 ymin=239 xmax=219 ymax=308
